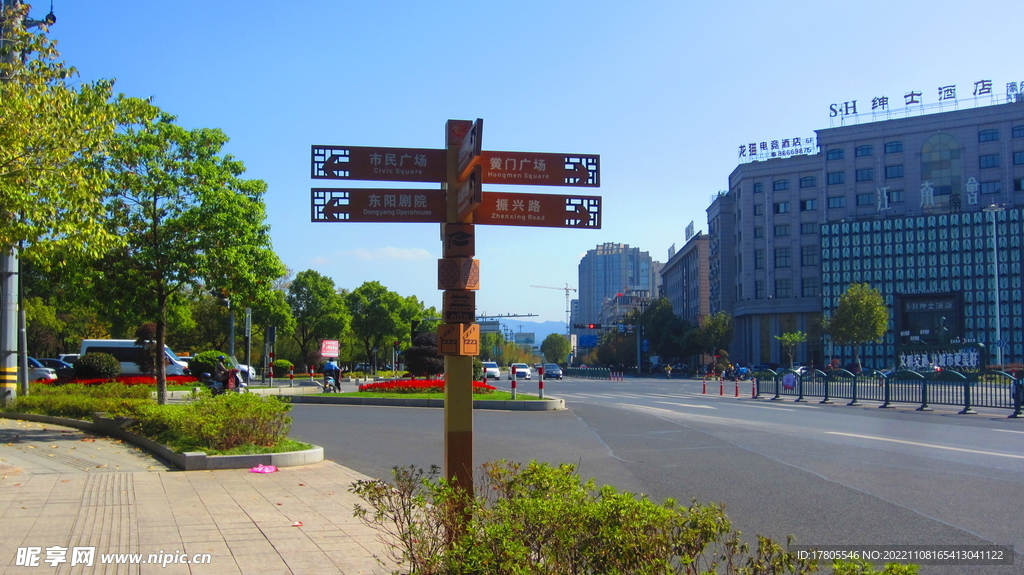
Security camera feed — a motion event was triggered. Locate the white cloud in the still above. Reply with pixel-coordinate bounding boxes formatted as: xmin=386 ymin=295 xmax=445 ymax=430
xmin=344 ymin=247 xmax=433 ymax=261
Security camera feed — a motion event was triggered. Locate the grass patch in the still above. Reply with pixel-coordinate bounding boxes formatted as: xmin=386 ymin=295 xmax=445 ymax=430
xmin=321 ymin=390 xmax=545 ymax=400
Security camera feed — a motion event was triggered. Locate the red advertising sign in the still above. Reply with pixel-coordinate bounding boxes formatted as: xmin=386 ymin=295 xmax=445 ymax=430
xmin=311 ymin=188 xmax=446 ymax=223
xmin=480 ymin=151 xmax=599 ymax=187
xmin=320 ymin=339 xmax=340 ymax=358
xmin=311 ymin=145 xmax=447 ymax=183
xmin=473 ymin=192 xmax=601 ymax=228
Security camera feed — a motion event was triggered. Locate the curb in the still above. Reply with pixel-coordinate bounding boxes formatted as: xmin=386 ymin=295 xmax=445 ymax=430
xmin=285 ymin=395 xmax=565 ymax=411
xmin=0 ymin=412 xmax=324 ymax=471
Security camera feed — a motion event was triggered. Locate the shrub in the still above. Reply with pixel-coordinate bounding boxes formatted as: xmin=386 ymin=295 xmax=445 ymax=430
xmin=352 ymin=461 xmax=918 ymax=575
xmin=272 ymin=359 xmax=294 ymax=378
xmin=4 ymin=383 xmax=154 ymax=419
xmin=128 ymin=392 xmax=292 ymax=452
xmin=188 ymin=350 xmax=225 ymax=379
xmin=73 ymin=352 xmax=120 ymax=380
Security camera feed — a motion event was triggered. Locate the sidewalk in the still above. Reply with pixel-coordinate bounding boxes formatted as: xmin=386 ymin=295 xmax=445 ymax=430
xmin=0 ymin=418 xmax=394 ymax=574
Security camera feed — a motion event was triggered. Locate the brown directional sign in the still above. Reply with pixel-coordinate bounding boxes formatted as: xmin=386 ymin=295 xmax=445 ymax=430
xmin=311 ymin=145 xmax=447 ymax=183
xmin=481 ymin=151 xmax=599 ymax=187
xmin=443 ymin=291 xmax=476 ymax=323
xmin=437 ymin=323 xmax=480 ymax=356
xmin=310 ymin=188 xmax=446 ymax=223
xmin=457 ymin=119 xmax=483 ymax=181
xmin=473 ymin=192 xmax=601 ymax=228
xmin=456 ymin=164 xmax=482 ymax=222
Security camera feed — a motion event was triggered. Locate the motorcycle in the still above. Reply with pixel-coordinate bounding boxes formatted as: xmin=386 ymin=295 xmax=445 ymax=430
xmin=200 ymin=369 xmax=247 ymax=395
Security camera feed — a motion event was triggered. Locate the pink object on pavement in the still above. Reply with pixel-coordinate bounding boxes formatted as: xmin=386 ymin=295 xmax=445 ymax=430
xmin=249 ymin=464 xmax=278 ymax=473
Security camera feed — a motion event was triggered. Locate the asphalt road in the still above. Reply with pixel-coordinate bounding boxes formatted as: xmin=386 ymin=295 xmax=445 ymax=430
xmin=289 ymin=376 xmax=1024 ymax=574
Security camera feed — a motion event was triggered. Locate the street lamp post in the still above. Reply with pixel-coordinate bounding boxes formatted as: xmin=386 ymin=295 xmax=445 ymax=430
xmin=983 ymin=204 xmax=1005 ymax=369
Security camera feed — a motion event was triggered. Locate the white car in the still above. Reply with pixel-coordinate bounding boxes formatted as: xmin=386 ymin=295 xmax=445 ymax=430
xmin=508 ymin=363 xmax=532 ymax=380
xmin=26 ymin=357 xmax=57 ymax=382
xmin=482 ymin=361 xmax=500 ymax=379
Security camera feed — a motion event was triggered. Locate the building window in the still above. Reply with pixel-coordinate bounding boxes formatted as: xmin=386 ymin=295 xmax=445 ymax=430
xmin=801 ymin=222 xmax=816 ymax=234
xmin=827 ymin=149 xmax=844 ymax=161
xmin=856 ymin=168 xmax=874 ymax=182
xmin=754 ymin=226 xmax=764 ymax=238
xmin=981 ymin=180 xmax=1002 ymax=195
xmin=775 ymin=278 xmax=792 ymax=298
xmin=801 ymin=245 xmax=818 ymax=266
xmin=754 ymin=204 xmax=764 ymax=215
xmin=753 ymin=182 xmax=764 ymax=193
xmin=755 ymin=250 xmax=765 ymax=270
xmin=774 ymin=224 xmax=790 ymax=237
xmin=774 ymin=247 xmax=790 ymax=268
xmin=855 ymin=145 xmax=873 ymax=157
xmin=800 ymin=199 xmax=817 ymax=211
xmin=1014 ymin=151 xmax=1024 ymax=165
xmin=857 ymin=193 xmax=874 ymax=206
xmin=1014 ymin=125 xmax=1024 ymax=138
xmin=980 ymin=154 xmax=1000 ymax=169
xmin=802 ymin=277 xmax=821 ymax=297
xmin=828 ymin=196 xmax=845 ymax=208
xmin=886 ymin=165 xmax=904 ymax=179
xmin=885 ymin=141 xmax=903 ymax=154
xmin=774 ymin=202 xmax=790 ymax=214
xmin=827 ymin=172 xmax=845 ymax=185
xmin=800 ymin=176 xmax=816 ymax=188
xmin=773 ymin=179 xmax=790 ymax=191
xmin=1016 ymin=178 xmax=1024 ymax=192
xmin=889 ymin=189 xmax=904 ymax=203
xmin=755 ymin=280 xmax=766 ymax=299
xmin=979 ymin=129 xmax=999 ymax=142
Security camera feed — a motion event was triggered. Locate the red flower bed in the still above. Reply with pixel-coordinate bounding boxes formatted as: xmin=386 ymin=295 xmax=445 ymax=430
xmin=358 ymin=379 xmax=497 ymax=394
xmin=50 ymin=375 xmax=199 ymax=386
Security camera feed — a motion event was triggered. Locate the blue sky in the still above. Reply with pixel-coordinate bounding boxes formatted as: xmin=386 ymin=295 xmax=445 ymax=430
xmin=47 ymin=0 xmax=1022 ymax=324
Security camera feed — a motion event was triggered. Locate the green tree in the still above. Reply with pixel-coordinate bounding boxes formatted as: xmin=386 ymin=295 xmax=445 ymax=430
xmin=346 ymin=282 xmax=420 ymax=372
xmin=774 ymin=331 xmax=807 ymax=369
xmin=693 ymin=311 xmax=734 ymax=358
xmin=93 ymin=108 xmax=286 ymax=403
xmin=540 ymin=333 xmax=572 ymax=364
xmin=0 ymin=4 xmax=146 ymax=262
xmin=822 ymin=283 xmax=888 ymax=371
xmin=285 ymin=270 xmax=349 ymax=366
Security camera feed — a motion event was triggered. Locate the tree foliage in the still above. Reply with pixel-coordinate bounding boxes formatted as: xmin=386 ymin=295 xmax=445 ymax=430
xmin=774 ymin=331 xmax=807 ymax=369
xmin=346 ymin=282 xmax=428 ymax=368
xmin=0 ymin=6 xmax=147 ymax=262
xmin=285 ymin=270 xmax=348 ymax=365
xmin=822 ymin=283 xmax=889 ymax=369
xmin=540 ymin=333 xmax=572 ymax=364
xmin=404 ymin=331 xmax=444 ymax=377
xmin=92 ymin=108 xmax=286 ymax=403
xmin=694 ymin=311 xmax=734 ymax=357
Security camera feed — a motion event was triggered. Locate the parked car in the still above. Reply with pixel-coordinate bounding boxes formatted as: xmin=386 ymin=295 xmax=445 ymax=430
xmin=26 ymin=357 xmax=57 ymax=382
xmin=482 ymin=361 xmax=500 ymax=379
xmin=508 ymin=363 xmax=532 ymax=379
xmin=78 ymin=339 xmax=189 ymax=376
xmin=37 ymin=358 xmax=75 ymax=379
xmin=542 ymin=363 xmax=563 ymax=380
xmin=58 ymin=353 xmax=79 ymax=364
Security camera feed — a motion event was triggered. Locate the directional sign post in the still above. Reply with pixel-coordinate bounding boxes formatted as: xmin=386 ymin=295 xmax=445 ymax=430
xmin=308 ymin=119 xmax=601 ymax=501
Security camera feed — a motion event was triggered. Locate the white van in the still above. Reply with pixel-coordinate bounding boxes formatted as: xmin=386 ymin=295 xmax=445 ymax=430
xmin=78 ymin=339 xmax=189 ymax=376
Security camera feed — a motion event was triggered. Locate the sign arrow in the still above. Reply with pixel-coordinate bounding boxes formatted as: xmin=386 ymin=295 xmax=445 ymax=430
xmin=572 ymin=203 xmax=591 ymax=227
xmin=323 ymin=155 xmax=346 ymax=177
xmin=323 ymin=198 xmax=346 ymax=221
xmin=570 ymin=162 xmax=590 ymax=185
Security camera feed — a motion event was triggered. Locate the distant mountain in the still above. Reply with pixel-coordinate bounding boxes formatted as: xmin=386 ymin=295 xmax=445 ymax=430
xmin=496 ymin=320 xmax=568 ymax=347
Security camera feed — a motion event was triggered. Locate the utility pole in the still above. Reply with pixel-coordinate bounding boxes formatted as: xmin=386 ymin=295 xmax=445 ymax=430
xmin=0 ymin=0 xmax=54 ymax=404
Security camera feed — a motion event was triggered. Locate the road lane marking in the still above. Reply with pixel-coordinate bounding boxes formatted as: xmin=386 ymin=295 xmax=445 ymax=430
xmin=826 ymin=432 xmax=1024 ymax=459
xmin=729 ymin=403 xmax=795 ymax=412
xmin=992 ymin=429 xmax=1024 ymax=435
xmin=654 ymin=401 xmax=716 ymax=410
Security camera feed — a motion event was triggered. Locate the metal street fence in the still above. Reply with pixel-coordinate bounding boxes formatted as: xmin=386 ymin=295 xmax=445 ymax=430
xmin=753 ymin=369 xmax=1024 ymax=417
xmin=564 ymin=367 xmax=611 ymax=380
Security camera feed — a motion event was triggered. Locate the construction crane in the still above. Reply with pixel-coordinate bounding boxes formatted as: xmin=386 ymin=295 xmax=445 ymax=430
xmin=530 ymin=284 xmax=577 ymax=334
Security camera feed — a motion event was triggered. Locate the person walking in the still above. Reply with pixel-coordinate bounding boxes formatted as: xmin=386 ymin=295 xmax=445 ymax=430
xmin=664 ymin=364 xmax=673 ymax=379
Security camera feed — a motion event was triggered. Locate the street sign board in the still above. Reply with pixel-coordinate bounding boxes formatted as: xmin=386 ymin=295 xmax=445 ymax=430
xmin=473 ymin=192 xmax=601 ymax=228
xmin=578 ymin=335 xmax=598 ymax=347
xmin=311 ymin=188 xmax=446 ymax=223
xmin=443 ymin=291 xmax=476 ymax=323
xmin=442 ymin=223 xmax=475 ymax=258
xmin=320 ymin=339 xmax=339 ymax=358
xmin=481 ymin=151 xmax=599 ymax=187
xmin=455 ymin=164 xmax=482 ymax=222
xmin=438 ymin=323 xmax=480 ymax=356
xmin=311 ymin=145 xmax=447 ymax=183
xmin=457 ymin=119 xmax=483 ymax=181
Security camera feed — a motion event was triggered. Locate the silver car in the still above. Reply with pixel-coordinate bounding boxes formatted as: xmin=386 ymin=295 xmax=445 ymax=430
xmin=508 ymin=363 xmax=532 ymax=380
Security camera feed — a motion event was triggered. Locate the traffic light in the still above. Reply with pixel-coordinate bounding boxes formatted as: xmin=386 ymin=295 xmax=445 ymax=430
xmin=587 ymin=323 xmax=601 ymax=329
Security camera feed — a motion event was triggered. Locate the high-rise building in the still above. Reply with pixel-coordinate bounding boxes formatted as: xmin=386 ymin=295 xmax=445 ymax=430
xmin=660 ymin=232 xmax=710 ymax=326
xmin=711 ymin=97 xmax=1024 ymax=368
xmin=576 ymin=243 xmax=658 ymax=331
